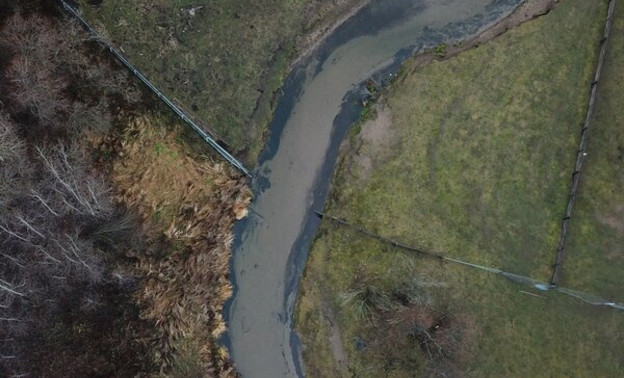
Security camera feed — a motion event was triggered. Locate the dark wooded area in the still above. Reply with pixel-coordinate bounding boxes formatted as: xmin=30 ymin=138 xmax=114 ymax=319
xmin=0 ymin=2 xmax=158 ymax=376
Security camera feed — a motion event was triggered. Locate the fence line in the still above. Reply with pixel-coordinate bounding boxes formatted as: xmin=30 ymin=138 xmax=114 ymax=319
xmin=316 ymin=212 xmax=624 ymax=311
xmin=549 ymin=0 xmax=616 ymax=285
xmin=57 ymin=0 xmax=252 ymax=178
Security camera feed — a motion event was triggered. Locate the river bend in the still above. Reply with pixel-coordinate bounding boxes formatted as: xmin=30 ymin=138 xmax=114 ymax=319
xmin=225 ymin=1 xmax=522 ymax=376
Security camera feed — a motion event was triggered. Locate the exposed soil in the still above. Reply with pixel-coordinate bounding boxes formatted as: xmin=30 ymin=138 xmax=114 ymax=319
xmin=322 ymin=300 xmax=350 ymax=372
xmin=601 ymin=204 xmax=624 ymax=262
xmin=353 ymin=105 xmax=395 ymax=180
xmin=360 ymin=106 xmax=394 ymax=155
xmin=596 ymin=204 xmax=624 ymax=233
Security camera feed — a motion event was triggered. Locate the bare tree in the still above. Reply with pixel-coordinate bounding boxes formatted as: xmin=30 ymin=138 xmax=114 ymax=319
xmin=0 ymin=6 xmax=149 ymax=376
xmin=6 ymin=55 xmax=71 ymax=126
xmin=0 ymin=141 xmax=112 ymax=351
xmin=0 ymin=114 xmax=22 ymax=163
xmin=36 ymin=144 xmax=112 ymax=219
xmin=0 ymin=12 xmax=77 ymax=65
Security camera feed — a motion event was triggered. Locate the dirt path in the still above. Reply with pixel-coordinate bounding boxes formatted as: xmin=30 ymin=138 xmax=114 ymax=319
xmin=351 ymin=105 xmax=395 ymax=180
xmin=322 ymin=300 xmax=350 ymax=372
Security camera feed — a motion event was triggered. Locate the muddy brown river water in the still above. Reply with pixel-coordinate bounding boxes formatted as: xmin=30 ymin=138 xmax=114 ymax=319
xmin=224 ymin=1 xmax=522 ymax=377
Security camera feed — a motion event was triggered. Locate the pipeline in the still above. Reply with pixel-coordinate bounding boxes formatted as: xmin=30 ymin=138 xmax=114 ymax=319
xmin=56 ymin=0 xmax=252 ymax=178
xmin=316 ymin=211 xmax=624 ymax=311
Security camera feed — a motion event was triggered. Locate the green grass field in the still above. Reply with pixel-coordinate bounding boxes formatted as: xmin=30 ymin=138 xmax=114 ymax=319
xmin=77 ymin=0 xmax=361 ymax=163
xmin=562 ymin=1 xmax=624 ymax=302
xmin=297 ymin=0 xmax=624 ymax=376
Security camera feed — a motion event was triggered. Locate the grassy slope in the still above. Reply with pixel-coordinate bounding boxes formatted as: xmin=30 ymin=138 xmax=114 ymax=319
xmin=78 ymin=0 xmax=361 ymax=163
xmin=562 ymin=2 xmax=624 ymax=302
xmin=79 ymin=0 xmax=306 ymax=162
xmin=297 ymin=0 xmax=624 ymax=376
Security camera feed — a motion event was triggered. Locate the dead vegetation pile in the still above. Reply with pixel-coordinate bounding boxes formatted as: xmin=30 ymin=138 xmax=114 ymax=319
xmin=375 ymin=305 xmax=476 ymax=377
xmin=109 ymin=117 xmax=251 ymax=376
xmin=339 ymin=274 xmax=476 ymax=377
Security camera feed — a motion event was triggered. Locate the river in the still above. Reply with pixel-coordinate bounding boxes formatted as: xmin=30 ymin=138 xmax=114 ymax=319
xmin=224 ymin=1 xmax=522 ymax=377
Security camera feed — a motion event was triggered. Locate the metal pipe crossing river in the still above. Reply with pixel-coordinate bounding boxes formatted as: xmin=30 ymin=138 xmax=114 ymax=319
xmin=57 ymin=0 xmax=252 ymax=178
xmin=317 ymin=212 xmax=624 ymax=311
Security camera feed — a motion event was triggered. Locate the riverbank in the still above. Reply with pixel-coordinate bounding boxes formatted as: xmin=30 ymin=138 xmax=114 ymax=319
xmin=78 ymin=0 xmax=366 ymax=164
xmin=68 ymin=1 xmax=366 ymax=375
xmin=226 ymin=1 xmax=527 ymax=377
xmin=290 ymin=0 xmax=371 ymax=68
xmin=296 ymin=0 xmax=624 ymax=376
xmin=395 ymin=0 xmax=560 ymax=75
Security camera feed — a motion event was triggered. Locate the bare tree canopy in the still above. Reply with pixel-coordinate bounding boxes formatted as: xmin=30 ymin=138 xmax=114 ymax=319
xmin=0 ymin=6 xmax=149 ymax=377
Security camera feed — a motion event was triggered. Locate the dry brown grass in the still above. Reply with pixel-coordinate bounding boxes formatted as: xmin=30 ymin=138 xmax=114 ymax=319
xmin=109 ymin=116 xmax=251 ymax=376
